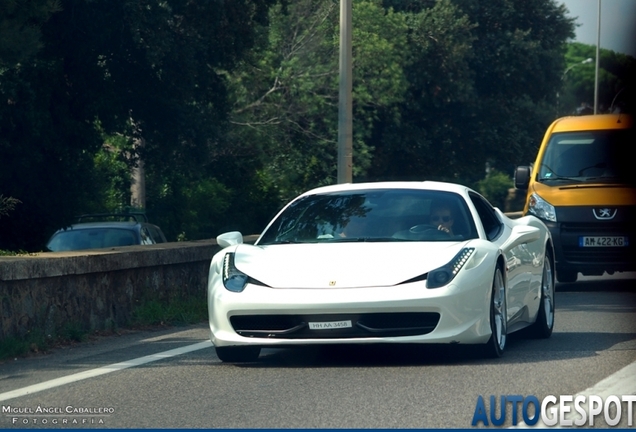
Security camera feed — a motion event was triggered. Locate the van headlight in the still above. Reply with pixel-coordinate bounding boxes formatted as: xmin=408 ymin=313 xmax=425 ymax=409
xmin=528 ymin=193 xmax=556 ymax=222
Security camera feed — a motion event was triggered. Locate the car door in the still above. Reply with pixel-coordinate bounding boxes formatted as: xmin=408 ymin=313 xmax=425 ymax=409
xmin=469 ymin=192 xmax=535 ymax=328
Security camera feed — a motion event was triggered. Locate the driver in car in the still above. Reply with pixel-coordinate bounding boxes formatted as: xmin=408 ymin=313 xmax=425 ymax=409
xmin=429 ymin=202 xmax=455 ymax=236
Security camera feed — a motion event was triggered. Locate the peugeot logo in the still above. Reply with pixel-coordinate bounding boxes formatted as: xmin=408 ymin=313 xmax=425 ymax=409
xmin=593 ymin=208 xmax=617 ymax=220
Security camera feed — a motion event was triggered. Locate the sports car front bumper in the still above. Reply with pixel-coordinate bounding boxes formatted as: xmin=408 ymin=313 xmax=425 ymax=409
xmin=208 ymin=264 xmax=494 ymax=348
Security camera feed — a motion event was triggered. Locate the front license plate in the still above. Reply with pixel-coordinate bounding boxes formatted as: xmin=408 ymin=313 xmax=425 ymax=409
xmin=579 ymin=236 xmax=628 ymax=247
xmin=308 ymin=320 xmax=352 ymax=330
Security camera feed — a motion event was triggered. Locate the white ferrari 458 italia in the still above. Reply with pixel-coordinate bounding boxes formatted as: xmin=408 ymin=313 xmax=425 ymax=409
xmin=208 ymin=181 xmax=555 ymax=362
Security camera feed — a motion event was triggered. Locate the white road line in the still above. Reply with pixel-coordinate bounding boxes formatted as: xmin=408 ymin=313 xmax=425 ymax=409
xmin=0 ymin=340 xmax=212 ymax=402
xmin=576 ymin=360 xmax=636 ymax=398
xmin=514 ymin=360 xmax=636 ymax=428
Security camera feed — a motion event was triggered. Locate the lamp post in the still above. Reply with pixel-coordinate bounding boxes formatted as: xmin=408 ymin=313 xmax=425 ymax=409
xmin=594 ymin=0 xmax=601 ymax=114
xmin=556 ymin=58 xmax=593 ymax=117
xmin=337 ymin=0 xmax=352 ymax=184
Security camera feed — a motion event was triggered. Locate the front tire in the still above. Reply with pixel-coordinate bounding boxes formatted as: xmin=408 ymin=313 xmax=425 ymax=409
xmin=528 ymin=250 xmax=555 ymax=338
xmin=482 ymin=267 xmax=507 ymax=358
xmin=215 ymin=346 xmax=261 ymax=363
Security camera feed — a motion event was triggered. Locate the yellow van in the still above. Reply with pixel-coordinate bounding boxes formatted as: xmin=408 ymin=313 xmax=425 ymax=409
xmin=514 ymin=113 xmax=635 ymax=283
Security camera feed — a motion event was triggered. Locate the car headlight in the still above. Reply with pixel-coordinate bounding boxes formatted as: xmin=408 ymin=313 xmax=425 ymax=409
xmin=527 ymin=193 xmax=556 ymax=222
xmin=426 ymin=248 xmax=475 ymax=289
xmin=222 ymin=253 xmax=249 ymax=292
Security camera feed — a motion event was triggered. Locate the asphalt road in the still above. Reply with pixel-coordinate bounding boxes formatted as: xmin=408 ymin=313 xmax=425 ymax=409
xmin=0 ymin=273 xmax=634 ymax=429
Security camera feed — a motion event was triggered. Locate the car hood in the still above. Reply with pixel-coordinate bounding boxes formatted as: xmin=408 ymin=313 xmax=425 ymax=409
xmin=231 ymin=241 xmax=471 ymax=288
xmin=532 ymin=181 xmax=636 ymax=206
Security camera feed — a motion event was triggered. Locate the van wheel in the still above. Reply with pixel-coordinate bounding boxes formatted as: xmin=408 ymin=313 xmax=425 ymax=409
xmin=556 ymin=268 xmax=577 ymax=283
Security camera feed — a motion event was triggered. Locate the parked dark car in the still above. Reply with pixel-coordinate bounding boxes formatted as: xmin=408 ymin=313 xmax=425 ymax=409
xmin=46 ymin=213 xmax=167 ymax=252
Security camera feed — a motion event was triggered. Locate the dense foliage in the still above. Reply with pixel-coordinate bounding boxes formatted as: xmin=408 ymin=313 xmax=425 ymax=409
xmin=368 ymin=0 xmax=575 ymax=183
xmin=1 ymin=0 xmax=275 ymax=249
xmin=559 ymin=42 xmax=636 ymax=116
xmin=2 ymin=0 xmax=631 ymax=252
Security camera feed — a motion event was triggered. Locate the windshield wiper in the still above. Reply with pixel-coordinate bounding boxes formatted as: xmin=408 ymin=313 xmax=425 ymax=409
xmin=264 ymin=239 xmax=300 ymax=245
xmin=538 ymin=176 xmax=584 ymax=183
xmin=538 ymin=163 xmax=585 ymax=183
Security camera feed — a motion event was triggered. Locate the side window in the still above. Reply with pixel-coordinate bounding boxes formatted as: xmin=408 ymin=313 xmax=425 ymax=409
xmin=147 ymin=225 xmax=166 ymax=243
xmin=140 ymin=227 xmax=154 ymax=245
xmin=469 ymin=193 xmax=503 ymax=241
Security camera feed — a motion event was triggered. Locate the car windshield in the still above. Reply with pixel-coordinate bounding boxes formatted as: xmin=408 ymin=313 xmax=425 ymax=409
xmin=47 ymin=228 xmax=138 ymax=251
xmin=257 ymin=189 xmax=478 ymax=245
xmin=537 ymin=128 xmax=633 ymax=185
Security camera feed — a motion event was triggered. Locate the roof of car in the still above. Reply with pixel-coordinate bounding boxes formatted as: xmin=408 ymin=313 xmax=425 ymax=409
xmin=49 ymin=212 xmax=155 ymax=233
xmin=76 ymin=212 xmax=148 ymax=223
xmin=61 ymin=221 xmax=142 ymax=230
xmin=298 ymin=181 xmax=471 ymax=197
xmin=551 ymin=113 xmax=633 ymax=133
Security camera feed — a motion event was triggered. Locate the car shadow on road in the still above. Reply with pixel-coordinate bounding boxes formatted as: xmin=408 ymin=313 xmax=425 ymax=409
xmin=225 ymin=327 xmax=636 ymax=368
xmin=254 ymin=343 xmax=483 ymax=367
xmin=556 ymin=275 xmax=636 ymax=293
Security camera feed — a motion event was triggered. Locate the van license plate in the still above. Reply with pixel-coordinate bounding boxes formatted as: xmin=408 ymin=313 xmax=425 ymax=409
xmin=308 ymin=320 xmax=352 ymax=330
xmin=579 ymin=236 xmax=628 ymax=247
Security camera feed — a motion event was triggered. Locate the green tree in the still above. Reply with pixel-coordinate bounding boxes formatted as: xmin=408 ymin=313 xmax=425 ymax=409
xmin=368 ymin=0 xmax=575 ymax=183
xmin=561 ymin=42 xmax=636 ymax=115
xmin=0 ymin=0 xmax=61 ymax=68
xmin=226 ymin=0 xmax=409 ymax=201
xmin=475 ymin=169 xmax=513 ymax=210
xmin=0 ymin=52 xmax=106 ymax=251
xmin=368 ymin=0 xmax=477 ymax=182
xmin=0 ymin=0 xmax=275 ymax=251
xmin=0 ymin=194 xmax=21 ymax=219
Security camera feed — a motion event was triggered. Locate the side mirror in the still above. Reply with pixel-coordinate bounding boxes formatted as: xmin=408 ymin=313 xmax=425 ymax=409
xmin=514 ymin=166 xmax=531 ymax=190
xmin=216 ymin=231 xmax=243 ymax=248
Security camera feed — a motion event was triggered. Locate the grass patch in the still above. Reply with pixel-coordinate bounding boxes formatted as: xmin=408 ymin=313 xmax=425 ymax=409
xmin=0 ymin=337 xmax=30 ymax=359
xmin=0 ymin=249 xmax=37 ymax=256
xmin=60 ymin=321 xmax=89 ymax=343
xmin=131 ymin=295 xmax=208 ymax=327
xmin=0 ymin=330 xmax=52 ymax=360
xmin=0 ymin=296 xmax=207 ymax=362
xmin=0 ymin=320 xmax=91 ymax=362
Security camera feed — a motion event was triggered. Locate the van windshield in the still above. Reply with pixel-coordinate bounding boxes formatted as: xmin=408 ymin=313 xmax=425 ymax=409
xmin=537 ymin=128 xmax=634 ymax=185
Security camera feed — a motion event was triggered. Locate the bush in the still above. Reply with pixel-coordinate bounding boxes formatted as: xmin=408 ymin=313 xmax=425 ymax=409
xmin=475 ymin=170 xmax=513 ymax=209
xmin=0 ymin=195 xmax=21 ymax=219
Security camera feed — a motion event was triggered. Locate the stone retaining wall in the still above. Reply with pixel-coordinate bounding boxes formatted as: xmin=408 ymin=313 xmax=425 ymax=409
xmin=0 ymin=237 xmax=257 ymax=342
